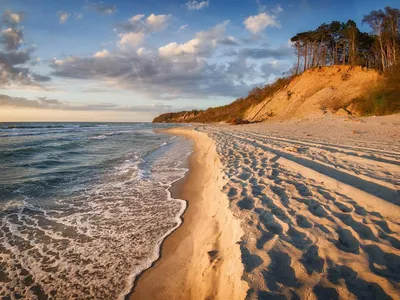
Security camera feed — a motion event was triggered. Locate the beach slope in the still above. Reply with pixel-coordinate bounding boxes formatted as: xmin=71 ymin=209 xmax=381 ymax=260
xmin=131 ymin=128 xmax=248 ymax=300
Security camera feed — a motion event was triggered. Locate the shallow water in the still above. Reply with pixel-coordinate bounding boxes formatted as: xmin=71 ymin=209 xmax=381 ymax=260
xmin=0 ymin=122 xmax=192 ymax=299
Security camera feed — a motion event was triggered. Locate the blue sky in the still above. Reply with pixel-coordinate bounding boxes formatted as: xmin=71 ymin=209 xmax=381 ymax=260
xmin=0 ymin=0 xmax=398 ymax=121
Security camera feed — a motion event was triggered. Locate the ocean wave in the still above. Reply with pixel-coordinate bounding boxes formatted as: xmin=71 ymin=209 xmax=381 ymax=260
xmin=0 ymin=141 xmax=84 ymax=160
xmin=0 ymin=128 xmax=82 ymax=138
xmin=79 ymin=124 xmax=100 ymax=128
xmin=2 ymin=124 xmax=66 ymax=130
xmin=88 ymin=130 xmax=134 ymax=140
xmin=0 ymin=123 xmax=193 ymax=299
xmin=89 ymin=135 xmax=107 ymax=140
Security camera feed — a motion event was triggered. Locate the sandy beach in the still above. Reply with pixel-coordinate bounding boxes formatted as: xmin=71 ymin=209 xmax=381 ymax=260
xmin=132 ymin=114 xmax=400 ymax=300
xmin=131 ymin=128 xmax=247 ymax=300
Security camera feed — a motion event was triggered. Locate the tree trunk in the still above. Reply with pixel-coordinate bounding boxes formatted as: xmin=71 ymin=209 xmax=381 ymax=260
xmin=378 ymin=35 xmax=386 ymax=71
xmin=351 ymin=33 xmax=356 ymax=65
xmin=304 ymin=43 xmax=308 ymax=72
xmin=342 ymin=42 xmax=346 ymax=65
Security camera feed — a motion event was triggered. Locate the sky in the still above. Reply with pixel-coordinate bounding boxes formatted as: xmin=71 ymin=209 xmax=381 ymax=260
xmin=0 ymin=0 xmax=398 ymax=122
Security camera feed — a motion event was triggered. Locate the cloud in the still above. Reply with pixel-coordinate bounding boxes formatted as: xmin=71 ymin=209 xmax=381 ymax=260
xmin=2 ymin=10 xmax=23 ymax=25
xmin=74 ymin=13 xmax=84 ymax=20
xmin=228 ymin=45 xmax=293 ymax=59
xmin=93 ymin=49 xmax=109 ymax=57
xmin=1 ymin=28 xmax=24 ymax=51
xmin=58 ymin=11 xmax=71 ymax=24
xmin=136 ymin=47 xmax=151 ymax=56
xmin=0 ymin=10 xmax=50 ymax=88
xmin=273 ymin=4 xmax=283 ymax=13
xmin=244 ymin=6 xmax=282 ymax=34
xmin=179 ymin=24 xmax=188 ymax=31
xmin=130 ymin=14 xmax=145 ymax=22
xmin=86 ymin=2 xmax=117 ymax=15
xmin=0 ymin=94 xmax=67 ymax=109
xmin=117 ymin=14 xmax=171 ymax=34
xmin=185 ymin=1 xmax=210 ymax=10
xmin=50 ymin=54 xmax=151 ymax=79
xmin=158 ymin=21 xmax=229 ymax=57
xmin=0 ymin=93 xmax=171 ymax=113
xmin=118 ymin=32 xmax=145 ymax=48
xmin=146 ymin=14 xmax=171 ymax=32
xmin=31 ymin=73 xmax=51 ymax=82
xmin=218 ymin=36 xmax=239 ymax=46
xmin=114 ymin=14 xmax=171 ymax=49
xmin=49 ymin=21 xmax=287 ymax=101
xmin=256 ymin=0 xmax=266 ymax=12
xmin=50 ymin=50 xmax=251 ymax=100
xmin=260 ymin=60 xmax=290 ymax=77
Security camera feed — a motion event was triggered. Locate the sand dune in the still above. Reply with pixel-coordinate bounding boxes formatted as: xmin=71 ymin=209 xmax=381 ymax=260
xmin=245 ymin=66 xmax=381 ymax=122
xmin=193 ymin=114 xmax=400 ymax=299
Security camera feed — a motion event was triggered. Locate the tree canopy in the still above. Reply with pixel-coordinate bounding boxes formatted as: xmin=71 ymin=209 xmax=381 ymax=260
xmin=290 ymin=6 xmax=400 ymax=73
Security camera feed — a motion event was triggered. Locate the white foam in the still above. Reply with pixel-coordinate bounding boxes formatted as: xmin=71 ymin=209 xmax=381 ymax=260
xmin=0 ymin=132 xmax=194 ymax=299
xmin=89 ymin=135 xmax=107 ymax=140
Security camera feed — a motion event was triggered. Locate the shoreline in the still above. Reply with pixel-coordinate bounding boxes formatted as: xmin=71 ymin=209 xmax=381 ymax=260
xmin=130 ymin=127 xmax=248 ymax=300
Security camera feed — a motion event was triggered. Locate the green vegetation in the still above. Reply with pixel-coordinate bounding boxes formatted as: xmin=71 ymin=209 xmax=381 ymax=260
xmin=290 ymin=6 xmax=399 ymax=72
xmin=351 ymin=64 xmax=400 ymax=115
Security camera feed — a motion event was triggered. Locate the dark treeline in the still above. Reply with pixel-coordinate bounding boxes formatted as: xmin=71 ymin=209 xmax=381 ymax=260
xmin=290 ymin=6 xmax=400 ymax=73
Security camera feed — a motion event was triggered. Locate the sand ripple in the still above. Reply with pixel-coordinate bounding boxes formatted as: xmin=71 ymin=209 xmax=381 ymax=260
xmin=197 ymin=117 xmax=400 ymax=299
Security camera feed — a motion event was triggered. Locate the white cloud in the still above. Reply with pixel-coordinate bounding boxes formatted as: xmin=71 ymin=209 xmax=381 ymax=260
xmin=86 ymin=2 xmax=117 ymax=15
xmin=159 ymin=20 xmax=229 ymax=57
xmin=129 ymin=14 xmax=145 ymax=22
xmin=256 ymin=0 xmax=266 ymax=12
xmin=53 ymin=59 xmax=64 ymax=66
xmin=136 ymin=47 xmax=152 ymax=56
xmin=136 ymin=47 xmax=145 ymax=56
xmin=115 ymin=14 xmax=171 ymax=49
xmin=3 ymin=10 xmax=22 ymax=24
xmin=51 ymin=56 xmax=78 ymax=66
xmin=123 ymin=14 xmax=171 ymax=33
xmin=158 ymin=42 xmax=185 ymax=57
xmin=273 ymin=4 xmax=283 ymax=13
xmin=179 ymin=24 xmax=188 ymax=31
xmin=244 ymin=11 xmax=280 ymax=34
xmin=118 ymin=32 xmax=145 ymax=48
xmin=74 ymin=13 xmax=83 ymax=20
xmin=185 ymin=0 xmax=210 ymax=10
xmin=146 ymin=14 xmax=171 ymax=31
xmin=94 ymin=49 xmax=109 ymax=58
xmin=58 ymin=11 xmax=71 ymax=24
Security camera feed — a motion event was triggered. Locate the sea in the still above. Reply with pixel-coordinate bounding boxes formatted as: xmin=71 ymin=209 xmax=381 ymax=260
xmin=0 ymin=122 xmax=192 ymax=299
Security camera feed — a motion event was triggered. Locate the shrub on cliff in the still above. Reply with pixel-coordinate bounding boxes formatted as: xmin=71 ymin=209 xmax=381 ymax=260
xmin=352 ymin=64 xmax=400 ymax=115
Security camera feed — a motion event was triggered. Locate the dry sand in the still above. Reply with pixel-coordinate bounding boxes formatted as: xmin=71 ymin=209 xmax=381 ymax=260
xmin=245 ymin=65 xmax=381 ymax=122
xmin=133 ymin=114 xmax=400 ymax=300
